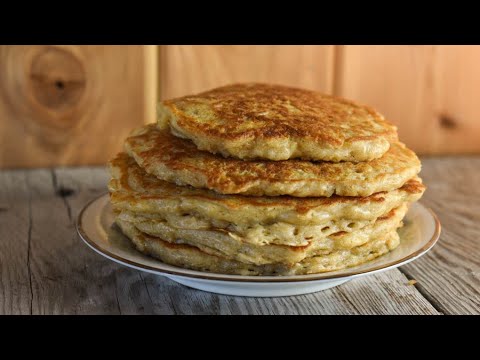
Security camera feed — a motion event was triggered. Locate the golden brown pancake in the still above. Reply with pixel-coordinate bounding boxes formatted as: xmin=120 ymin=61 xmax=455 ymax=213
xmin=124 ymin=124 xmax=421 ymax=197
xmin=117 ymin=204 xmax=408 ymax=266
xmin=158 ymin=83 xmax=398 ymax=162
xmin=108 ymin=152 xmax=425 ymax=246
xmin=116 ymin=217 xmax=401 ymax=276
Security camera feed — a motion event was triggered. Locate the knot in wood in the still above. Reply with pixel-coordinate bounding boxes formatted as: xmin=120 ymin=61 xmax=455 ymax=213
xmin=28 ymin=46 xmax=86 ymax=114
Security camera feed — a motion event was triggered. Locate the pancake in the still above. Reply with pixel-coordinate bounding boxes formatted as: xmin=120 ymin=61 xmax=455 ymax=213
xmin=115 ymin=217 xmax=401 ymax=276
xmin=117 ymin=204 xmax=407 ymax=266
xmin=124 ymin=124 xmax=421 ymax=197
xmin=115 ymin=209 xmax=378 ymax=247
xmin=109 ymin=152 xmax=425 ymax=246
xmin=157 ymin=83 xmax=398 ymax=162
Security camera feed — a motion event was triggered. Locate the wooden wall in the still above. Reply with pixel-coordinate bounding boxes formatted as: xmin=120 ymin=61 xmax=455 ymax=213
xmin=1 ymin=45 xmax=479 ymax=168
xmin=158 ymin=45 xmax=336 ymax=98
xmin=335 ymin=46 xmax=480 ymax=155
xmin=0 ymin=45 xmax=157 ymax=168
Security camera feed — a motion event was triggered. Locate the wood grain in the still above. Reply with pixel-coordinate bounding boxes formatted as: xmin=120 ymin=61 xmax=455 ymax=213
xmin=334 ymin=45 xmax=480 ymax=154
xmin=28 ymin=168 xmax=121 ymax=314
xmin=0 ymin=171 xmax=31 ymax=314
xmin=0 ymin=45 xmax=154 ymax=169
xmin=158 ymin=45 xmax=335 ymax=99
xmin=143 ymin=45 xmax=158 ymax=123
xmin=140 ymin=270 xmax=438 ymax=315
xmin=2 ymin=45 xmax=480 ymax=170
xmin=399 ymin=157 xmax=480 ymax=314
xmin=0 ymin=165 xmax=448 ymax=315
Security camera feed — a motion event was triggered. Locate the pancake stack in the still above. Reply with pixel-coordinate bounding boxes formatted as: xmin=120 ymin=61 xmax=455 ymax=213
xmin=108 ymin=83 xmax=425 ymax=276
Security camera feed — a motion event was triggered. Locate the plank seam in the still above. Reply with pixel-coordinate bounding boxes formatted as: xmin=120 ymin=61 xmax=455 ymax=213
xmin=397 ymin=266 xmax=445 ymax=315
xmin=332 ymin=45 xmax=345 ymax=96
xmin=115 ymin=286 xmax=122 ymax=315
xmin=51 ymin=170 xmax=72 ymax=222
xmin=139 ymin=272 xmax=161 ymax=314
xmin=26 ymin=173 xmax=34 ymax=315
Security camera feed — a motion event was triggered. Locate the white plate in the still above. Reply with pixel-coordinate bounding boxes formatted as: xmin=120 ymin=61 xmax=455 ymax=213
xmin=77 ymin=194 xmax=441 ymax=297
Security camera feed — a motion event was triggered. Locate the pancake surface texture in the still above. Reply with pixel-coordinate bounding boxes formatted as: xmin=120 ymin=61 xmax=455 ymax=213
xmin=117 ymin=204 xmax=408 ymax=266
xmin=109 ymin=153 xmax=425 ymax=246
xmin=124 ymin=124 xmax=421 ymax=197
xmin=157 ymin=83 xmax=398 ymax=162
xmin=116 ymin=218 xmax=401 ymax=275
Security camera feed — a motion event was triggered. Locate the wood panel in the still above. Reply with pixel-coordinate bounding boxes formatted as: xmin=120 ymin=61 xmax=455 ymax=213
xmin=400 ymin=156 xmax=480 ymax=314
xmin=335 ymin=45 xmax=480 ymax=154
xmin=0 ymin=45 xmax=156 ymax=169
xmin=158 ymin=45 xmax=335 ymax=99
xmin=3 ymin=45 xmax=480 ymax=168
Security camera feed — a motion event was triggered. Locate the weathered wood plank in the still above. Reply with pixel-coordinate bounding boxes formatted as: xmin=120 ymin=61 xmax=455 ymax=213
xmin=26 ymin=168 xmax=121 ymax=314
xmin=141 ymin=269 xmax=439 ymax=315
xmin=399 ymin=157 xmax=480 ymax=315
xmin=0 ymin=170 xmax=32 ymax=315
xmin=337 ymin=271 xmax=439 ymax=315
xmin=53 ymin=167 xmax=158 ymax=315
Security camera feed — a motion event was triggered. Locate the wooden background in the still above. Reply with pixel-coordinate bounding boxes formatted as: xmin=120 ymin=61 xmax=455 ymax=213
xmin=1 ymin=45 xmax=479 ymax=168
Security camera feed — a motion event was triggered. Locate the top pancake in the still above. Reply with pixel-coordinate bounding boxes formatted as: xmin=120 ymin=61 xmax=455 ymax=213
xmin=124 ymin=124 xmax=421 ymax=197
xmin=157 ymin=83 xmax=398 ymax=162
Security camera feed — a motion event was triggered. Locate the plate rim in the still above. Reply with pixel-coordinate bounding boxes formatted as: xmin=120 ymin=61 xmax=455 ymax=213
xmin=77 ymin=193 xmax=441 ymax=283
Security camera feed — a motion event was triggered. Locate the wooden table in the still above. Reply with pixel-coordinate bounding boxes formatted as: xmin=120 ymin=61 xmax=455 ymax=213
xmin=1 ymin=156 xmax=479 ymax=315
